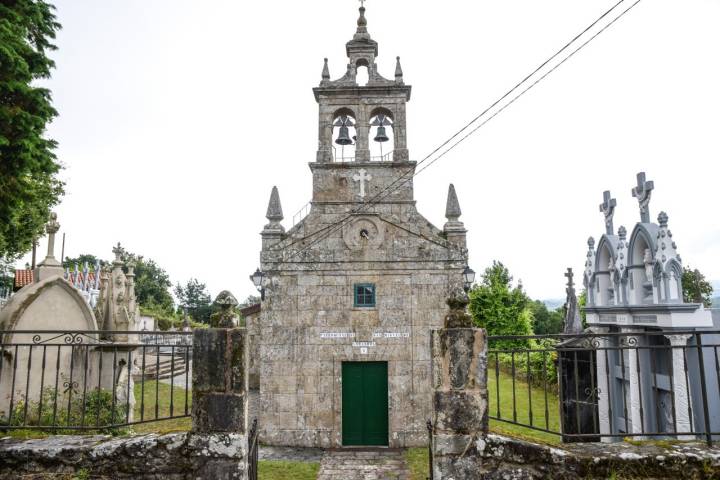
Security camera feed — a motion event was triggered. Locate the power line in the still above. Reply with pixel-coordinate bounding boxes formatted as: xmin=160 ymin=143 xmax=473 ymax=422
xmin=275 ymin=0 xmax=643 ymax=260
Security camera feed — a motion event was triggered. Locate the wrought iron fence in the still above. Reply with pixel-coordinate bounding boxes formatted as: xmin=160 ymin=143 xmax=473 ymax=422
xmin=248 ymin=418 xmax=259 ymax=480
xmin=0 ymin=330 xmax=192 ymax=432
xmin=488 ymin=330 xmax=720 ymax=445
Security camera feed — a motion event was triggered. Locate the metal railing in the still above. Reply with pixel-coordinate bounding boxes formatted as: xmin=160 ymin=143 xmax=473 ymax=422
xmin=0 ymin=330 xmax=192 ymax=432
xmin=488 ymin=330 xmax=720 ymax=445
xmin=248 ymin=418 xmax=259 ymax=480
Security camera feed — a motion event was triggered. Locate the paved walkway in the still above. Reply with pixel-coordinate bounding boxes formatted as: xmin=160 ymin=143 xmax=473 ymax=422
xmin=317 ymin=449 xmax=411 ymax=480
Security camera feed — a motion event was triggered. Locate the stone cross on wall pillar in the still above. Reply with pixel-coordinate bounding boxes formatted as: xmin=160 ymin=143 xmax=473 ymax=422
xmin=44 ymin=212 xmax=60 ymax=262
xmin=598 ymin=191 xmax=617 ymax=236
xmin=36 ymin=212 xmax=64 ymax=280
xmin=631 ymin=172 xmax=654 ymax=223
xmin=352 ymin=169 xmax=372 ymax=198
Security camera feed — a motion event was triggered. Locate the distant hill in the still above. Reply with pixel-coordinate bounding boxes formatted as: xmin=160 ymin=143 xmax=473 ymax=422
xmin=543 ymin=299 xmax=565 ymax=311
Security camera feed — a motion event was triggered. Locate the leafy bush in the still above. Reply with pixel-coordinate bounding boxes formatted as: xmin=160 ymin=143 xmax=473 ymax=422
xmin=0 ymin=387 xmax=128 ymax=435
xmin=489 ymin=338 xmax=559 ymax=392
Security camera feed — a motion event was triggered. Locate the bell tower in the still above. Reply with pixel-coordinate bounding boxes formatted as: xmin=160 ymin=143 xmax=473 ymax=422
xmin=314 ymin=5 xmax=411 ymax=164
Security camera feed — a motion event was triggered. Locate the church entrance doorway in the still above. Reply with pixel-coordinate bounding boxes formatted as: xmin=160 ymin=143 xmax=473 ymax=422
xmin=342 ymin=361 xmax=389 ymax=446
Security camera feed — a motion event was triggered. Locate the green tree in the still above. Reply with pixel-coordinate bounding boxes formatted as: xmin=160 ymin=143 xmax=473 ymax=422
xmin=528 ymin=300 xmax=564 ymax=335
xmin=121 ymin=252 xmax=174 ymax=311
xmin=0 ymin=1 xmax=64 ymax=261
xmin=682 ymin=266 xmax=714 ymax=307
xmin=175 ymin=278 xmax=213 ymax=324
xmin=468 ymin=261 xmax=532 ymax=343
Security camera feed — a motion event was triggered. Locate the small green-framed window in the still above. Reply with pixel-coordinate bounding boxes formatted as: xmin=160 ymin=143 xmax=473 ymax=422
xmin=354 ymin=283 xmax=376 ymax=308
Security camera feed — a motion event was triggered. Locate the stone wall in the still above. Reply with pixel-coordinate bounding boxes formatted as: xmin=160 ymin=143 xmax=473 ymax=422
xmin=0 ymin=432 xmax=246 ymax=480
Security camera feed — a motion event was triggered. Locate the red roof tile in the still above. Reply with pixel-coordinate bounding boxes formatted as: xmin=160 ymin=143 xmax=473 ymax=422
xmin=14 ymin=269 xmax=33 ymax=288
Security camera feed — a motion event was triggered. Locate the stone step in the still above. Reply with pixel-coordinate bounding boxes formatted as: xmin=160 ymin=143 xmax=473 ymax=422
xmin=317 ymin=449 xmax=411 ymax=480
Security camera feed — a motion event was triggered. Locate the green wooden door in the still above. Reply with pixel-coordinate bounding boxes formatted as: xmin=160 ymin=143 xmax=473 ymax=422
xmin=342 ymin=361 xmax=389 ymax=446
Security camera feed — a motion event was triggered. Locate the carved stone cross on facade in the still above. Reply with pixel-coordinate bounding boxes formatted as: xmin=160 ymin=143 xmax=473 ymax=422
xmin=359 ymin=0 xmax=366 ymax=7
xmin=352 ymin=168 xmax=372 ymax=199
xmin=631 ymin=172 xmax=654 ymax=223
xmin=598 ymin=190 xmax=617 ymax=236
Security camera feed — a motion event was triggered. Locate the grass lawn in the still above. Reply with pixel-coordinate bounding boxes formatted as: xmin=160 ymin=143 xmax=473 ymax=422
xmin=131 ymin=380 xmax=191 ymax=434
xmin=487 ymin=369 xmax=562 ymax=445
xmin=258 ymin=460 xmax=320 ymax=480
xmin=406 ymin=447 xmax=429 ymax=480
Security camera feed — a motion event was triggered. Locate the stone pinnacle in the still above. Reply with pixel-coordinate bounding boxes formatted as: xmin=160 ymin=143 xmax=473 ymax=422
xmin=445 ymin=184 xmax=462 ymax=221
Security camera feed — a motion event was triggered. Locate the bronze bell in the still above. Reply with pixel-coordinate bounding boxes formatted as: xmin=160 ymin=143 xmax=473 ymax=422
xmin=336 ymin=126 xmax=353 ymax=146
xmin=374 ymin=125 xmax=389 ymax=143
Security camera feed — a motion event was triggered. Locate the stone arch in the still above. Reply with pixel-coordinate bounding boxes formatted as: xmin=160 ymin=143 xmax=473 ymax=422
xmin=664 ymin=259 xmax=683 ymax=302
xmin=368 ymin=107 xmax=395 ymax=161
xmin=0 ymin=275 xmax=99 ymax=416
xmin=594 ymin=235 xmax=616 ymax=306
xmin=0 ymin=275 xmax=98 ymax=336
xmin=628 ymin=224 xmax=659 ymax=304
xmin=331 ymin=108 xmax=358 ymax=162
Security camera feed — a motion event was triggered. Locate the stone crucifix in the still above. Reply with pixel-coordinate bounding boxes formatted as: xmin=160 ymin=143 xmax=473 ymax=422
xmin=352 ymin=168 xmax=372 ymax=199
xmin=631 ymin=172 xmax=654 ymax=223
xmin=598 ymin=190 xmax=617 ymax=236
xmin=45 ymin=212 xmax=60 ymax=260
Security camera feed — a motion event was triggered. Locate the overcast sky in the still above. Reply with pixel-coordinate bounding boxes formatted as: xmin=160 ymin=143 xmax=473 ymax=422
xmin=20 ymin=0 xmax=720 ymax=302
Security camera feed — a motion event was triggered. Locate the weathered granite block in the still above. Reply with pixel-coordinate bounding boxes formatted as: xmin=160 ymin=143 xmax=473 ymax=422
xmin=193 ymin=329 xmax=229 ymax=393
xmin=433 ymin=391 xmax=486 ymax=434
xmin=193 ymin=393 xmax=246 ymax=433
xmin=431 ymin=327 xmax=487 ymax=478
xmin=192 ymin=328 xmax=248 ymax=437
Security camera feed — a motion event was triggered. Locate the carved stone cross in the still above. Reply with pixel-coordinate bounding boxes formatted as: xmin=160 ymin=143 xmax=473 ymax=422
xmin=352 ymin=169 xmax=372 ymax=198
xmin=565 ymin=267 xmax=575 ymax=290
xmin=598 ymin=190 xmax=617 ymax=236
xmin=631 ymin=172 xmax=654 ymax=223
xmin=359 ymin=0 xmax=366 ymax=7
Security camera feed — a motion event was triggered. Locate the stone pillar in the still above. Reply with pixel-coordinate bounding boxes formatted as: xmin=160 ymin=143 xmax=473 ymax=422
xmin=590 ymin=328 xmax=613 ymax=442
xmin=430 ymin=327 xmax=488 ymax=479
xmin=624 ymin=331 xmax=644 ymax=438
xmin=665 ymin=334 xmax=694 ymax=440
xmin=192 ymin=328 xmax=249 ymax=479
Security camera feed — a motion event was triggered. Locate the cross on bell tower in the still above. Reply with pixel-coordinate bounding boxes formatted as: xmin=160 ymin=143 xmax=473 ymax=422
xmin=631 ymin=172 xmax=654 ymax=223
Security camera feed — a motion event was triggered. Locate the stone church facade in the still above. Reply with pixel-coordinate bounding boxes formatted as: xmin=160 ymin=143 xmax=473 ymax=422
xmin=254 ymin=6 xmax=469 ymax=448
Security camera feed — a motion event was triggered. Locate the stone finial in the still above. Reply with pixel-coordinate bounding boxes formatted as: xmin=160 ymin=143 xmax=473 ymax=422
xmin=321 ymin=58 xmax=330 ymax=82
xmin=444 ymin=287 xmax=472 ymax=328
xmin=658 ymin=211 xmax=668 ymax=227
xmin=112 ymin=242 xmax=124 ymax=265
xmin=354 ymin=5 xmax=370 ymax=40
xmin=213 ymin=290 xmax=239 ymax=328
xmin=445 ymin=184 xmax=462 ymax=221
xmin=631 ymin=172 xmax=655 ymax=223
xmin=587 ymin=237 xmax=595 ymax=249
xmin=598 ymin=191 xmax=616 ymax=236
xmin=395 ymin=56 xmax=404 ymax=83
xmin=266 ymin=186 xmax=283 ymax=223
xmin=564 ymin=268 xmax=583 ymax=334
xmin=618 ymin=225 xmax=627 ymax=241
